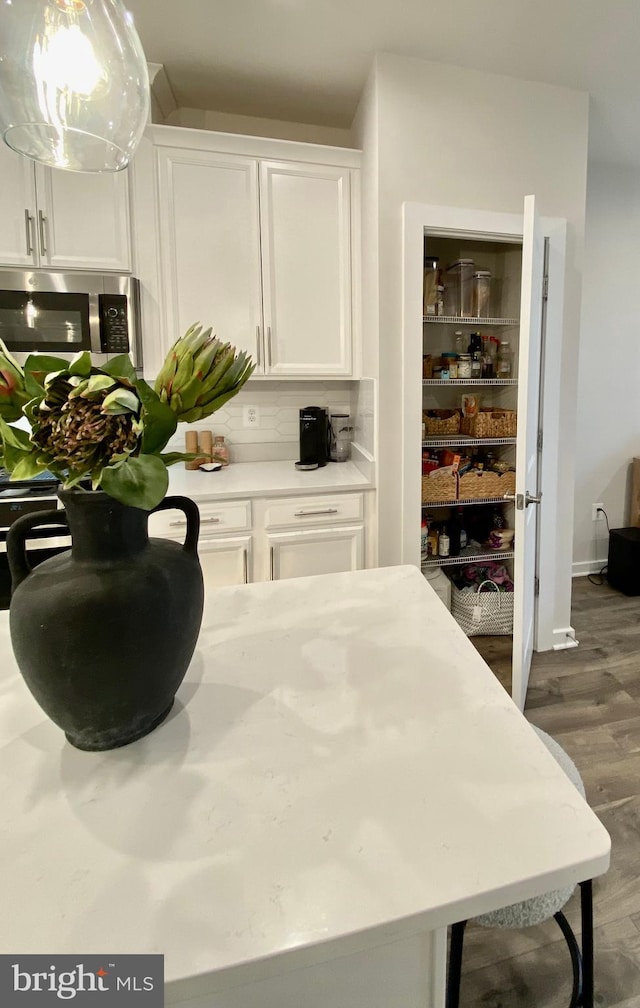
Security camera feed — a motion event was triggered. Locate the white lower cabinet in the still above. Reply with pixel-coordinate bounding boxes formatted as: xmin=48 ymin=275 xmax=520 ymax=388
xmin=198 ymin=535 xmax=253 ymax=588
xmin=149 ymin=490 xmax=367 ymax=590
xmin=266 ymin=526 xmax=364 ymax=581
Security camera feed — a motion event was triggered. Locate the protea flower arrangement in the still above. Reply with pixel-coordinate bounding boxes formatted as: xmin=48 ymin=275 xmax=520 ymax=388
xmin=0 ymin=324 xmax=254 ymax=511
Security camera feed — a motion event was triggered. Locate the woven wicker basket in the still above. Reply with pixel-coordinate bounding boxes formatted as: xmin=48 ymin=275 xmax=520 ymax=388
xmin=460 ymin=409 xmax=517 ymax=438
xmin=423 ymin=409 xmax=461 ymax=436
xmin=421 ymin=468 xmax=458 ymax=503
xmin=458 ymin=469 xmax=516 ymax=501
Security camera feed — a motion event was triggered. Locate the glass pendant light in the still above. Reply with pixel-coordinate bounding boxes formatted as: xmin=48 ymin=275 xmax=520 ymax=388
xmin=0 ymin=0 xmax=150 ymax=173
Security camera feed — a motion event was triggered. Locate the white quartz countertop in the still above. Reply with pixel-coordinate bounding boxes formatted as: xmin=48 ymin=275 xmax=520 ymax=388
xmin=0 ymin=566 xmax=609 ymax=1003
xmin=166 ymin=459 xmax=372 ymax=501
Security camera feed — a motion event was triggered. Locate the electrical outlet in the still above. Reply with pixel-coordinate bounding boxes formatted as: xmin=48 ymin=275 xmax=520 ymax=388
xmin=592 ymin=503 xmax=604 ymax=522
xmin=243 ymin=405 xmax=260 ymax=428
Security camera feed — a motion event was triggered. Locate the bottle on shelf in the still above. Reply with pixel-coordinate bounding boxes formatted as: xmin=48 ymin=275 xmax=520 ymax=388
xmin=448 ymin=508 xmax=464 ymax=558
xmin=438 ymin=525 xmax=450 ymax=558
xmin=423 ymin=255 xmax=440 ymax=316
xmin=468 ymin=331 xmax=482 ymax=355
xmin=454 ymin=331 xmax=464 ymax=356
xmin=421 ymin=517 xmax=430 ymax=561
xmin=481 ymin=333 xmax=495 ymax=378
xmin=496 ymin=340 xmax=513 ymax=378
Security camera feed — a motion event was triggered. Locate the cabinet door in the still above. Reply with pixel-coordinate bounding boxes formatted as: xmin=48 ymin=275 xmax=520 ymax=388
xmin=0 ymin=145 xmax=37 ymax=266
xmin=267 ymin=525 xmax=363 ymax=581
xmin=199 ymin=535 xmax=252 ymax=590
xmin=35 ymin=164 xmax=132 ymax=272
xmin=259 ymin=161 xmax=352 ymax=376
xmin=156 ymin=148 xmax=262 ymax=364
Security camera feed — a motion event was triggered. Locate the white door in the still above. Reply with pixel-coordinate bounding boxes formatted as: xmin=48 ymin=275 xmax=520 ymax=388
xmin=512 ymin=195 xmax=545 ymax=711
xmin=155 ymin=148 xmax=263 ymax=363
xmin=37 ymin=165 xmax=132 ymax=272
xmin=259 ymin=160 xmax=352 ymax=376
xmin=0 ymin=146 xmax=37 ymax=266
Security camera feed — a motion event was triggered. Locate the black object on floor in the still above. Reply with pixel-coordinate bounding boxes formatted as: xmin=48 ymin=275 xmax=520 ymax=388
xmin=607 ymin=527 xmax=640 ymax=596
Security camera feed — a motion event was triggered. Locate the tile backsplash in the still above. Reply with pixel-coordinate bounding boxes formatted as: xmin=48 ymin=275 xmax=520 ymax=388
xmin=168 ymin=380 xmax=375 ymax=464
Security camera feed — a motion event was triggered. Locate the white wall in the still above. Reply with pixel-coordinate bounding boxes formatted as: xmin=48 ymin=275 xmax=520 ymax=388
xmin=573 ymin=161 xmax=640 ymax=574
xmin=353 ymin=52 xmax=589 ymax=645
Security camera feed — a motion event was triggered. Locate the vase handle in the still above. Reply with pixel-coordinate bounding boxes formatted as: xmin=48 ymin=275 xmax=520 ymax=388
xmin=6 ymin=509 xmax=69 ymax=593
xmin=151 ymin=496 xmax=200 ymax=555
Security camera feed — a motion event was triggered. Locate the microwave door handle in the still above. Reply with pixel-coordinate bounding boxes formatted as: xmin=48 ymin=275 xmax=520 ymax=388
xmin=89 ymin=293 xmax=103 ymax=353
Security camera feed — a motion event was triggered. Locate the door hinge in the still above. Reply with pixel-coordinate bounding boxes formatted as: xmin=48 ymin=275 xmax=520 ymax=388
xmin=534 ymin=576 xmax=540 ymax=597
xmin=542 ymin=274 xmax=549 ymax=300
xmin=537 ymin=429 xmax=543 ymax=452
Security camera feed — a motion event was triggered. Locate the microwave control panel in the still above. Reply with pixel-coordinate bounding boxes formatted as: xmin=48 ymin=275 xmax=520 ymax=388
xmin=99 ymin=293 xmax=130 ymax=355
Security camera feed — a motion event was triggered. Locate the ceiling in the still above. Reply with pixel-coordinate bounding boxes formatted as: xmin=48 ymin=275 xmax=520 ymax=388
xmin=126 ymin=0 xmax=640 ymax=166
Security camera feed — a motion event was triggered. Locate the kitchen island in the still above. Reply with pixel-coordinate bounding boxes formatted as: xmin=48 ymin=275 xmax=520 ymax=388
xmin=0 ymin=565 xmax=610 ymax=1007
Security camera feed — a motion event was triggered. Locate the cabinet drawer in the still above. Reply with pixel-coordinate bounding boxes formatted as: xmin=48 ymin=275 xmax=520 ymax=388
xmin=264 ymin=493 xmax=363 ymax=529
xmin=149 ymin=499 xmax=251 ymax=539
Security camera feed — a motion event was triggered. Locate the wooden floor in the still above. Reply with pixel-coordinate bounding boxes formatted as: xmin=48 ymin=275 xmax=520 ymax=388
xmin=459 ymin=577 xmax=640 ymax=1007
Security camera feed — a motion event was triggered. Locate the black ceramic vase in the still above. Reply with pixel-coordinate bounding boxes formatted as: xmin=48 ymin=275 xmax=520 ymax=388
xmin=7 ymin=490 xmax=204 ymax=751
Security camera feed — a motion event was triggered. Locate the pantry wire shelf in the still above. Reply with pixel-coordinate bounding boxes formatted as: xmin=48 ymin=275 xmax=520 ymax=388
xmin=422 ymin=436 xmax=516 ymax=448
xmin=423 ymin=316 xmax=519 ymax=326
xmin=421 ymin=548 xmax=515 ymax=569
xmin=422 ymin=378 xmax=518 ymax=386
xmin=421 ymin=496 xmax=513 ymax=508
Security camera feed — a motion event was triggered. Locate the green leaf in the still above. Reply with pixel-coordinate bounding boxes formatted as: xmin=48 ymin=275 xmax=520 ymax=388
xmin=136 ymin=379 xmax=178 ymax=455
xmin=102 ymin=388 xmax=141 ymax=415
xmin=81 ymin=374 xmax=116 ymax=397
xmin=23 ymin=353 xmax=70 ymax=381
xmin=68 ymin=351 xmax=93 ymax=377
xmin=159 ymin=451 xmax=197 ymax=466
xmin=102 ymin=354 xmax=137 ymax=384
xmin=99 ymin=455 xmax=169 ymax=511
xmin=10 ymin=453 xmax=48 ymax=481
xmin=0 ymin=417 xmax=32 ymax=452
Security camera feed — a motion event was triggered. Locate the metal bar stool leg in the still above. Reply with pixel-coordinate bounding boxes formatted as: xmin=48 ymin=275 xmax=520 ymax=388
xmin=579 ymin=880 xmax=594 ymax=1008
xmin=446 ymin=920 xmax=467 ymax=1008
xmin=553 ymin=910 xmax=582 ymax=1008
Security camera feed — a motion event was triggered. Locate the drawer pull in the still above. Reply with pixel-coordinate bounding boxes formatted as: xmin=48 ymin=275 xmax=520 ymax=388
xmin=243 ymin=548 xmax=249 ymax=584
xmin=169 ymin=516 xmax=221 ymax=527
xmin=293 ymin=508 xmax=339 ymax=517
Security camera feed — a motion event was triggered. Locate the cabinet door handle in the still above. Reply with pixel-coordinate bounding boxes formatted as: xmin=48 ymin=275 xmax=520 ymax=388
xmin=24 ymin=210 xmax=34 ymax=255
xmin=169 ymin=516 xmax=221 ymax=527
xmin=267 ymin=326 xmax=272 ymax=367
xmin=294 ymin=507 xmax=339 ymax=517
xmin=38 ymin=210 xmax=47 ymax=256
xmin=269 ymin=545 xmax=275 ymax=580
xmin=242 ymin=548 xmax=249 ymax=584
xmin=255 ymin=325 xmax=262 ymax=367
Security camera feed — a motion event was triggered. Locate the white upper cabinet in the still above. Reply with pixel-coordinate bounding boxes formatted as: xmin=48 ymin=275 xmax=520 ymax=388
xmin=155 ymin=148 xmax=263 ymax=366
xmin=0 ymin=143 xmax=132 ymax=272
xmin=154 ymin=139 xmax=357 ymax=377
xmin=259 ymin=160 xmax=352 ymax=376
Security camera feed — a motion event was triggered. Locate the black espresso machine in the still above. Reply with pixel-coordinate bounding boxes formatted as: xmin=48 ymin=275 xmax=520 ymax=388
xmin=295 ymin=407 xmax=329 ymax=470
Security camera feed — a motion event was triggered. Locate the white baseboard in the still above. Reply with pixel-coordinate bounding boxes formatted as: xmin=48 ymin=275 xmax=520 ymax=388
xmin=551 ymin=625 xmax=579 ymax=650
xmin=572 ymin=558 xmax=607 ymax=578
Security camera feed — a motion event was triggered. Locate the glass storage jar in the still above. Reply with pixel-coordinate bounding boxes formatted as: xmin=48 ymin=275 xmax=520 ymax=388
xmin=445 ymin=259 xmax=474 ymax=317
xmin=472 ymin=270 xmax=492 ymax=318
xmin=457 ymin=354 xmax=472 ymax=379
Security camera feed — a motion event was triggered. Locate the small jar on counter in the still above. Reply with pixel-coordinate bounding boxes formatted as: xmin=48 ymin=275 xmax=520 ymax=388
xmin=211 ymin=435 xmax=230 ymax=465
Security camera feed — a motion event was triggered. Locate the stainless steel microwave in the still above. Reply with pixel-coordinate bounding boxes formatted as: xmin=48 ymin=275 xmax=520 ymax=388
xmin=0 ymin=269 xmax=142 ymax=371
